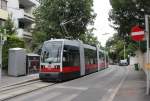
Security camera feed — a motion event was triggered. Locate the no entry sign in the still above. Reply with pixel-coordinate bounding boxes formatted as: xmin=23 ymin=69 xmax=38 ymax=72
xmin=131 ymin=26 xmax=145 ymax=41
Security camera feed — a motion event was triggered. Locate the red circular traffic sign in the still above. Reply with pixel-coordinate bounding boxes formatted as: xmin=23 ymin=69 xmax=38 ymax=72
xmin=131 ymin=26 xmax=145 ymax=41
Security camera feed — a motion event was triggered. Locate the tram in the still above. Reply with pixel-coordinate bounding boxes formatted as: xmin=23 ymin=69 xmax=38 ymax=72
xmin=39 ymin=39 xmax=109 ymax=81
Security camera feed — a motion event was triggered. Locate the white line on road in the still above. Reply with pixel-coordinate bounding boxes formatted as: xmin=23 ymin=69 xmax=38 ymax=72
xmin=55 ymin=85 xmax=88 ymax=90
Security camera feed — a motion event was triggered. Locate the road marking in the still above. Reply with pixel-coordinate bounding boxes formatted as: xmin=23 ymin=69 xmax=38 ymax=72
xmin=55 ymin=85 xmax=88 ymax=90
xmin=33 ymin=92 xmax=61 ymax=101
xmin=101 ymin=68 xmax=128 ymax=101
xmin=60 ymin=94 xmax=78 ymax=101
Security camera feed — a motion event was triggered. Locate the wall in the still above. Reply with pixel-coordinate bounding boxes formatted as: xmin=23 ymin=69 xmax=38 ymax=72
xmin=0 ymin=9 xmax=8 ymax=20
xmin=129 ymin=50 xmax=144 ymax=69
xmin=7 ymin=0 xmax=20 ymax=28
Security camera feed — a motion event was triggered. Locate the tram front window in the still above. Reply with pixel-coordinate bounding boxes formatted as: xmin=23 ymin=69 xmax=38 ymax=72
xmin=41 ymin=41 xmax=62 ymax=64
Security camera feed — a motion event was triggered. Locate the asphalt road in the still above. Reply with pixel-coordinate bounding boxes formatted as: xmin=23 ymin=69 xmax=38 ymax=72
xmin=7 ymin=65 xmax=128 ymax=101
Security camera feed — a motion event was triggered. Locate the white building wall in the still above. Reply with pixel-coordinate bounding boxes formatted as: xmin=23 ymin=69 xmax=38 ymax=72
xmin=130 ymin=56 xmax=137 ymax=65
xmin=7 ymin=0 xmax=20 ymax=28
xmin=7 ymin=0 xmax=39 ymax=38
xmin=129 ymin=50 xmax=144 ymax=69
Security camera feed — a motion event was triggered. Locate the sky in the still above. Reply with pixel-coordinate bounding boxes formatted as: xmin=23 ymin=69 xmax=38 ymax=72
xmin=93 ymin=0 xmax=116 ymax=46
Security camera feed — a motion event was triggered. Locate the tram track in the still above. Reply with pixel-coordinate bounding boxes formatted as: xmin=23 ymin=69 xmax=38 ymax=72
xmin=0 ymin=80 xmax=42 ymax=92
xmin=0 ymin=80 xmax=56 ymax=101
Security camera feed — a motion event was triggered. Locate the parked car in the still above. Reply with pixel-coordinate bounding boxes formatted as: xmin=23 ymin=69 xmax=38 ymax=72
xmin=119 ymin=60 xmax=128 ymax=66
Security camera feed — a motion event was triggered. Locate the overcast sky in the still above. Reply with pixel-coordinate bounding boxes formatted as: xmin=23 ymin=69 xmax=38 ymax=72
xmin=93 ymin=0 xmax=116 ymax=46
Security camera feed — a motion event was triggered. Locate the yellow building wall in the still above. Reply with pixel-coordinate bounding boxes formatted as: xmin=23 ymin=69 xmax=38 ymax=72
xmin=0 ymin=9 xmax=8 ymax=20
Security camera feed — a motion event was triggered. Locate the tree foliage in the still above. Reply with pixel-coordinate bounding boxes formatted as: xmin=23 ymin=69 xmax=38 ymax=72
xmin=106 ymin=34 xmax=138 ymax=62
xmin=108 ymin=0 xmax=148 ymax=58
xmin=3 ymin=15 xmax=16 ymax=35
xmin=109 ymin=0 xmax=150 ymax=37
xmin=33 ymin=0 xmax=96 ymax=42
xmin=2 ymin=35 xmax=25 ymax=70
xmin=1 ymin=17 xmax=25 ymax=70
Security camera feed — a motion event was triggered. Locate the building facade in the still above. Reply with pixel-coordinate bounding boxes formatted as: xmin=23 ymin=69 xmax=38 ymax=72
xmin=0 ymin=0 xmax=8 ymax=26
xmin=7 ymin=0 xmax=39 ymax=39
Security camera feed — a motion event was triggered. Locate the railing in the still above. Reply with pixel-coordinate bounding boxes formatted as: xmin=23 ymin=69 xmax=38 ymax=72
xmin=17 ymin=29 xmax=32 ymax=38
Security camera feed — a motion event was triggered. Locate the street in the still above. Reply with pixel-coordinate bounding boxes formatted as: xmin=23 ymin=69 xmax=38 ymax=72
xmin=5 ymin=65 xmax=133 ymax=101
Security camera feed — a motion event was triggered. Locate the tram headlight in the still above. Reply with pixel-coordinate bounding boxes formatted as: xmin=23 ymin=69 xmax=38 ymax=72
xmin=54 ymin=65 xmax=60 ymax=69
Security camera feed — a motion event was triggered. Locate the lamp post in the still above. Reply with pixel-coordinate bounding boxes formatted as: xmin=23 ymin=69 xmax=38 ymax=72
xmin=124 ymin=42 xmax=126 ymax=60
xmin=102 ymin=33 xmax=110 ymax=68
xmin=0 ymin=29 xmax=7 ymax=84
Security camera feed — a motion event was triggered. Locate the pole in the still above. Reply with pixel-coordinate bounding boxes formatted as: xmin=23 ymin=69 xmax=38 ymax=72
xmin=124 ymin=43 xmax=125 ymax=60
xmin=0 ymin=32 xmax=2 ymax=84
xmin=145 ymin=15 xmax=150 ymax=95
xmin=104 ymin=50 xmax=107 ymax=68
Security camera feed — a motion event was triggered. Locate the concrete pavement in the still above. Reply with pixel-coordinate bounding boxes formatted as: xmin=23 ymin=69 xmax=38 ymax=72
xmin=0 ymin=71 xmax=39 ymax=87
xmin=114 ymin=65 xmax=150 ymax=101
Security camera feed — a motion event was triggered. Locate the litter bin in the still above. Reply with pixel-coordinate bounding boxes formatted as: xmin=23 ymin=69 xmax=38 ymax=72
xmin=134 ymin=63 xmax=139 ymax=71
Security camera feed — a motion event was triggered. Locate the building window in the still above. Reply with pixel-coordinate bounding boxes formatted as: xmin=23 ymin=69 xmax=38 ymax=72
xmin=19 ymin=21 xmax=25 ymax=29
xmin=1 ymin=0 xmax=7 ymax=10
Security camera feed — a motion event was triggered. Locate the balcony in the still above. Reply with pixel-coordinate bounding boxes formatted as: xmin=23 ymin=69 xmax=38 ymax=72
xmin=19 ymin=0 xmax=37 ymax=7
xmin=18 ymin=9 xmax=35 ymax=22
xmin=17 ymin=28 xmax=32 ymax=39
xmin=0 ymin=9 xmax=8 ymax=20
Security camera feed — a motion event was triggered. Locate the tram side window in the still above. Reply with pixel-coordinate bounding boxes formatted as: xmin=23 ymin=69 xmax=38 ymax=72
xmin=99 ymin=52 xmax=104 ymax=61
xmin=84 ymin=48 xmax=97 ymax=64
xmin=63 ymin=45 xmax=80 ymax=67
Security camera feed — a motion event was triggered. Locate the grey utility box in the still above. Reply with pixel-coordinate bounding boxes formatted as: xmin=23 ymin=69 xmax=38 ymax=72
xmin=8 ymin=48 xmax=26 ymax=76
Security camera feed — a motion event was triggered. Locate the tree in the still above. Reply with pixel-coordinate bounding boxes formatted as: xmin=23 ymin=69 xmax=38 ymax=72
xmin=3 ymin=15 xmax=16 ymax=35
xmin=33 ymin=0 xmax=96 ymax=43
xmin=2 ymin=35 xmax=25 ymax=70
xmin=108 ymin=0 xmax=147 ymax=57
xmin=106 ymin=34 xmax=138 ymax=62
xmin=109 ymin=0 xmax=150 ymax=37
xmin=0 ymin=17 xmax=25 ymax=70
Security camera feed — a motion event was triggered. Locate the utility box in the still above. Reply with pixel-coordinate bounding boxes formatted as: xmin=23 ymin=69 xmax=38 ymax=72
xmin=8 ymin=48 xmax=26 ymax=76
xmin=26 ymin=53 xmax=40 ymax=74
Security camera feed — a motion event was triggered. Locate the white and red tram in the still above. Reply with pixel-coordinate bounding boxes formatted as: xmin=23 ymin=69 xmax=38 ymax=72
xmin=39 ymin=39 xmax=108 ymax=81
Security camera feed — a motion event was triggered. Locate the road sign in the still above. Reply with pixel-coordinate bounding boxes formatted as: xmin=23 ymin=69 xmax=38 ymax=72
xmin=131 ymin=26 xmax=145 ymax=41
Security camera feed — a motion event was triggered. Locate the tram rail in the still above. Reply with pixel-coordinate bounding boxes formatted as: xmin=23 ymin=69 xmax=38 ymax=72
xmin=0 ymin=80 xmax=56 ymax=101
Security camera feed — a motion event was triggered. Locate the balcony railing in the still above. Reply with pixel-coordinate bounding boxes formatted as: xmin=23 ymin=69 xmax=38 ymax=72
xmin=17 ymin=28 xmax=32 ymax=39
xmin=18 ymin=9 xmax=34 ymax=22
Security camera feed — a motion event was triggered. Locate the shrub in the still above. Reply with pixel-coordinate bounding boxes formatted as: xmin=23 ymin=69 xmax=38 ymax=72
xmin=2 ymin=35 xmax=25 ymax=70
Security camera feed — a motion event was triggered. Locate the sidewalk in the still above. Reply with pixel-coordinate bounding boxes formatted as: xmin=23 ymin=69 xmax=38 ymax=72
xmin=0 ymin=71 xmax=39 ymax=87
xmin=114 ymin=65 xmax=150 ymax=101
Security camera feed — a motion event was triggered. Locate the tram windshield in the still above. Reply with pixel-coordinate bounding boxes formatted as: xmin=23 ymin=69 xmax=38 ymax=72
xmin=41 ymin=41 xmax=62 ymax=64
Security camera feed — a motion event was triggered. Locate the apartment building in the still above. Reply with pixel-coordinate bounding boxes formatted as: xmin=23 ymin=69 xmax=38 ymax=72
xmin=7 ymin=0 xmax=39 ymax=39
xmin=0 ymin=0 xmax=8 ymax=26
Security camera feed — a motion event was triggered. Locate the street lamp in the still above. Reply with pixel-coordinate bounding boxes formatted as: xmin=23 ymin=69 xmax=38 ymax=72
xmin=0 ymin=29 xmax=7 ymax=84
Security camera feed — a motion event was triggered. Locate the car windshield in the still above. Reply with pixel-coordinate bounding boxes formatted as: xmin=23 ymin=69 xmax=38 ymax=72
xmin=41 ymin=41 xmax=62 ymax=63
